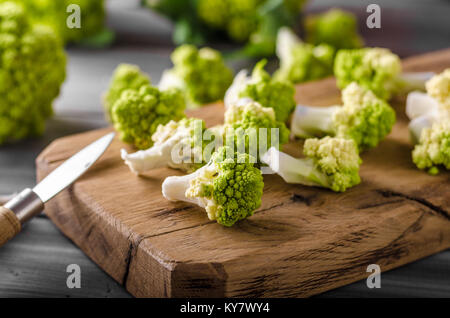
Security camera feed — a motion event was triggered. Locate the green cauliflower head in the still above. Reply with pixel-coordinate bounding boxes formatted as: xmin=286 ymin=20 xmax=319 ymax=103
xmin=1 ymin=0 xmax=106 ymax=44
xmin=197 ymin=0 xmax=260 ymax=43
xmin=303 ymin=136 xmax=361 ymax=192
xmin=275 ymin=42 xmax=335 ymax=83
xmin=334 ymin=47 xmax=402 ymax=100
xmin=111 ymin=84 xmax=186 ymax=149
xmin=169 ymin=44 xmax=233 ymax=106
xmin=185 ymin=146 xmax=264 ymax=226
xmin=333 ymin=82 xmax=396 ymax=151
xmin=412 ymin=120 xmax=450 ymax=175
xmin=104 ymin=64 xmax=151 ymax=120
xmin=0 ymin=1 xmax=66 ymax=145
xmin=63 ymin=0 xmax=106 ymax=43
xmin=228 ymin=59 xmax=296 ymax=122
xmin=274 ymin=27 xmax=335 ymax=83
xmin=224 ymin=100 xmax=290 ymax=160
xmin=305 ymin=8 xmax=363 ymax=50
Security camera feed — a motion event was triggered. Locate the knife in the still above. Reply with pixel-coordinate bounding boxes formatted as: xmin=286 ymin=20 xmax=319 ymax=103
xmin=0 ymin=132 xmax=115 ymax=247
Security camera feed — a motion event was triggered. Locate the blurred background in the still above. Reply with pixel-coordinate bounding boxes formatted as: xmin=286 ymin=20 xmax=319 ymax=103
xmin=0 ymin=0 xmax=449 ymax=297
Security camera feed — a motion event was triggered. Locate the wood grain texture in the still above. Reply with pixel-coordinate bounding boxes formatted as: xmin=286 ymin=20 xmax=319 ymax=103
xmin=35 ymin=49 xmax=450 ymax=298
xmin=0 ymin=207 xmax=21 ymax=247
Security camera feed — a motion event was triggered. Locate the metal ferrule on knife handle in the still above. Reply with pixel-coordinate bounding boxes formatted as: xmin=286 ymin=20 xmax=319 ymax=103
xmin=0 ymin=188 xmax=44 ymax=247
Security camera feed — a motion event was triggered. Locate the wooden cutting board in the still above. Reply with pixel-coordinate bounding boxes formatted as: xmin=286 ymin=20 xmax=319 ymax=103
xmin=36 ymin=49 xmax=450 ymax=297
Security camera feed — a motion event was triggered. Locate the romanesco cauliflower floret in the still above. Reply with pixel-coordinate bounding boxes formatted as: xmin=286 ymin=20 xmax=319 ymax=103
xmin=262 ymin=136 xmax=361 ymax=192
xmin=197 ymin=0 xmax=260 ymax=43
xmin=305 ymin=9 xmax=363 ymax=50
xmin=334 ymin=48 xmax=434 ymax=100
xmin=162 ymin=146 xmax=264 ymax=226
xmin=104 ymin=64 xmax=151 ymax=120
xmin=111 ymin=84 xmax=186 ymax=149
xmin=291 ymin=83 xmax=396 ymax=151
xmin=335 ymin=82 xmax=396 ymax=150
xmin=225 ymin=59 xmax=296 ymax=122
xmin=1 ymin=0 xmax=107 ymax=44
xmin=224 ymin=100 xmax=290 ymax=160
xmin=334 ymin=48 xmax=401 ymax=100
xmin=412 ymin=121 xmax=450 ymax=175
xmin=274 ymin=27 xmax=335 ymax=83
xmin=159 ymin=44 xmax=233 ymax=107
xmin=63 ymin=0 xmax=106 ymax=43
xmin=121 ymin=118 xmax=211 ymax=174
xmin=0 ymin=2 xmax=66 ymax=145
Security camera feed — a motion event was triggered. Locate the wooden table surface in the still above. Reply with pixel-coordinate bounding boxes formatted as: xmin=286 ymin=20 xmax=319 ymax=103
xmin=0 ymin=0 xmax=449 ymax=298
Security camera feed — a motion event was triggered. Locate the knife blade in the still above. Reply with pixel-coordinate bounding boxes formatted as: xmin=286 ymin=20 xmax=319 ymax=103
xmin=0 ymin=132 xmax=115 ymax=247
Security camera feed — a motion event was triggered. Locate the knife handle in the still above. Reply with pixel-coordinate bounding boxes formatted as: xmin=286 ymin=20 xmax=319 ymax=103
xmin=0 ymin=206 xmax=21 ymax=247
xmin=0 ymin=189 xmax=44 ymax=247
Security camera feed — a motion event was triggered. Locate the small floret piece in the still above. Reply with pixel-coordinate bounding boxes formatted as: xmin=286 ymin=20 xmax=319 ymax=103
xmin=304 ymin=9 xmax=363 ymax=50
xmin=196 ymin=0 xmax=260 ymax=43
xmin=0 ymin=2 xmax=66 ymax=145
xmin=291 ymin=83 xmax=396 ymax=151
xmin=274 ymin=27 xmax=335 ymax=83
xmin=334 ymin=48 xmax=434 ymax=100
xmin=159 ymin=44 xmax=233 ymax=107
xmin=121 ymin=118 xmax=207 ymax=174
xmin=425 ymin=68 xmax=450 ymax=111
xmin=224 ymin=100 xmax=290 ymax=160
xmin=103 ymin=64 xmax=151 ymax=120
xmin=111 ymin=84 xmax=186 ymax=149
xmin=225 ymin=59 xmax=296 ymax=122
xmin=262 ymin=137 xmax=361 ymax=192
xmin=412 ymin=120 xmax=450 ymax=175
xmin=162 ymin=146 xmax=264 ymax=226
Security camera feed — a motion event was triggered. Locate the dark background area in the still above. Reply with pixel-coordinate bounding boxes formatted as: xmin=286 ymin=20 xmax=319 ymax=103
xmin=0 ymin=0 xmax=449 ymax=297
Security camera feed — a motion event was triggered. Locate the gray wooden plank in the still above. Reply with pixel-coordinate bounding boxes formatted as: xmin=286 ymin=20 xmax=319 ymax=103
xmin=318 ymin=251 xmax=450 ymax=298
xmin=0 ymin=217 xmax=130 ymax=298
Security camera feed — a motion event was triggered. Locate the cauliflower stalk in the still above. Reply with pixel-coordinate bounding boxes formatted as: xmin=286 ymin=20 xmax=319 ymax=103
xmin=104 ymin=64 xmax=151 ymax=120
xmin=291 ymin=83 xmax=396 ymax=151
xmin=304 ymin=9 xmax=363 ymax=50
xmin=262 ymin=137 xmax=361 ymax=192
xmin=225 ymin=59 xmax=296 ymax=122
xmin=159 ymin=44 xmax=233 ymax=107
xmin=224 ymin=100 xmax=290 ymax=161
xmin=121 ymin=118 xmax=215 ymax=174
xmin=334 ymin=48 xmax=435 ymax=100
xmin=162 ymin=146 xmax=264 ymax=226
xmin=274 ymin=27 xmax=335 ymax=83
xmin=111 ymin=84 xmax=186 ymax=150
xmin=0 ymin=2 xmax=66 ymax=145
